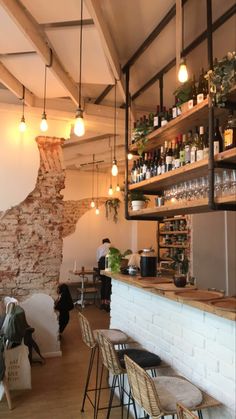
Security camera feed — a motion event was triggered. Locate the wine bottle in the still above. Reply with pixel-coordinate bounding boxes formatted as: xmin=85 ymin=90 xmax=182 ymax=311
xmin=196 ymin=126 xmax=204 ymax=161
xmin=173 ymin=137 xmax=180 ymax=169
xmin=153 ymin=105 xmax=160 ymax=129
xmin=197 ymin=69 xmax=208 ymax=104
xmin=214 ymin=118 xmax=223 ymax=154
xmin=165 ymin=141 xmax=173 ymax=172
xmin=185 ymin=131 xmax=192 ymax=164
xmin=224 ymin=111 xmax=236 ymax=150
xmin=131 ymin=160 xmax=137 ymax=183
xmin=179 ymin=134 xmax=185 ymax=167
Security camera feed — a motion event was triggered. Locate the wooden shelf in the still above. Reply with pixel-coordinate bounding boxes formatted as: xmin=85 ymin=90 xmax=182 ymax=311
xmin=159 ymin=244 xmax=188 ymax=248
xmin=129 ymin=148 xmax=236 ymax=193
xmin=159 ymin=230 xmax=188 ymax=235
xmin=159 ymin=216 xmax=187 ymax=221
xmin=129 ymin=194 xmax=236 ymax=219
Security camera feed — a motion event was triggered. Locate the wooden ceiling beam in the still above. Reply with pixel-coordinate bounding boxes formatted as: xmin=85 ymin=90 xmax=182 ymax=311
xmin=0 ymin=61 xmax=34 ymax=106
xmin=85 ymin=0 xmax=126 ymax=102
xmin=0 ymin=0 xmax=79 ymax=106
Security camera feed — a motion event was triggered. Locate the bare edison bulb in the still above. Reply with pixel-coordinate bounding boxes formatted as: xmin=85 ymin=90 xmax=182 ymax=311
xmin=178 ymin=60 xmax=189 ymax=83
xmin=111 ymin=159 xmax=118 ymax=176
xmin=90 ymin=200 xmax=95 ymax=208
xmin=116 ymin=184 xmax=120 ymax=192
xmin=108 ymin=185 xmax=113 ymax=196
xmin=127 ymin=153 xmax=133 ymax=160
xmin=95 ymin=207 xmax=100 ymax=215
xmin=40 ymin=112 xmax=48 ymax=132
xmin=74 ymin=108 xmax=85 ymax=137
xmin=19 ymin=116 xmax=26 ymax=133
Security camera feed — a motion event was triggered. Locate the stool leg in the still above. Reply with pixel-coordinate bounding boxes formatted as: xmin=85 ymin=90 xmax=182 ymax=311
xmin=93 ymin=346 xmax=100 ymax=419
xmin=2 ymin=377 xmax=12 ymax=410
xmin=95 ymin=363 xmax=104 ymax=419
xmin=106 ymin=375 xmax=118 ymax=419
xmin=81 ymin=346 xmax=96 ymax=412
xmin=198 ymin=411 xmax=203 ymax=419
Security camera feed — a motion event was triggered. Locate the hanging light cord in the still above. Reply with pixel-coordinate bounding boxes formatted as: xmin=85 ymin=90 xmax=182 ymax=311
xmin=96 ymin=164 xmax=99 ymax=205
xmin=43 ymin=65 xmax=47 ymax=114
xmin=79 ymin=0 xmax=83 ymax=109
xmin=110 ymin=145 xmax=113 ymax=183
xmin=22 ymin=85 xmax=25 ymax=117
xmin=92 ymin=154 xmax=95 ymax=198
xmin=181 ymin=3 xmax=184 ymax=57
xmin=113 ymin=79 xmax=117 ymax=159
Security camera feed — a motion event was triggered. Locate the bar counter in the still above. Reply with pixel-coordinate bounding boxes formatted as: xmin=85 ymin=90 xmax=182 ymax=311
xmin=103 ymin=271 xmax=236 ymax=419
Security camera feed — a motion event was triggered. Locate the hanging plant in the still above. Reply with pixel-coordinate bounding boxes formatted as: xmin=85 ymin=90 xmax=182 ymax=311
xmin=205 ymin=51 xmax=236 ymax=106
xmin=132 ymin=125 xmax=153 ymax=155
xmin=105 ymin=198 xmax=121 ymax=223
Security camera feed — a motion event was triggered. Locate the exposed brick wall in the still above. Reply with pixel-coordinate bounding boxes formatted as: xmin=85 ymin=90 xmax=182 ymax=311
xmin=0 ymin=136 xmax=65 ymax=300
xmin=63 ymin=198 xmax=107 ymax=237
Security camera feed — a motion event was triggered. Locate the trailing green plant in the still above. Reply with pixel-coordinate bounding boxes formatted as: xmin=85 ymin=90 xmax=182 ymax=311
xmin=205 ymin=51 xmax=236 ymax=106
xmin=173 ymin=80 xmax=193 ymax=106
xmin=132 ymin=124 xmax=153 ymax=155
xmin=105 ymin=198 xmax=121 ymax=223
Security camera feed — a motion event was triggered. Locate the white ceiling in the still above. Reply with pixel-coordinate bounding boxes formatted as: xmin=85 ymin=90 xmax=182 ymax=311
xmin=0 ymin=0 xmax=235 ymax=171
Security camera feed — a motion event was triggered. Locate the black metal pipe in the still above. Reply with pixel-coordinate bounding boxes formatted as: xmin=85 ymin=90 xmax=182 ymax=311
xmin=206 ymin=0 xmax=215 ymax=210
xmin=159 ymin=75 xmax=163 ymax=110
xmin=124 ymin=67 xmax=130 ymax=220
xmin=94 ymin=85 xmax=113 ymax=105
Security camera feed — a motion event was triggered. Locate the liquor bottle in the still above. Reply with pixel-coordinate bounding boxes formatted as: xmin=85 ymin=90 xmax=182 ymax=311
xmin=142 ymin=153 xmax=148 ymax=180
xmin=153 ymin=105 xmax=160 ymax=129
xmin=173 ymin=137 xmax=180 ymax=169
xmin=179 ymin=134 xmax=185 ymax=166
xmin=197 ymin=69 xmax=208 ymax=104
xmin=190 ymin=127 xmax=198 ymax=163
xmin=172 ymin=98 xmax=177 ymax=119
xmin=148 ymin=112 xmax=154 ymax=129
xmin=131 ymin=160 xmax=137 ymax=183
xmin=213 ymin=118 xmax=224 ymax=154
xmin=224 ymin=111 xmax=236 ymax=150
xmin=185 ymin=131 xmax=192 ymax=164
xmin=157 ymin=147 xmax=163 ymax=175
xmin=161 ymin=145 xmax=166 ymax=174
xmin=161 ymin=107 xmax=168 ymax=127
xmin=192 ymin=76 xmax=197 ymax=106
xmin=165 ymin=141 xmax=173 ymax=171
xmin=196 ymin=126 xmax=204 ymax=161
xmin=146 ymin=158 xmax=151 ymax=180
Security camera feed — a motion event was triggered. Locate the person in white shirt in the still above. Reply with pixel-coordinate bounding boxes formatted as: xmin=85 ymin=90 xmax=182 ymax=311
xmin=97 ymin=238 xmax=111 ymax=312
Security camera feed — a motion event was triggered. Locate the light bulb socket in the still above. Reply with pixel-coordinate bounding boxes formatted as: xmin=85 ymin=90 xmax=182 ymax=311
xmin=42 ymin=111 xmax=47 ymax=120
xmin=20 ymin=116 xmax=26 ymax=123
xmin=75 ymin=108 xmax=84 ymax=119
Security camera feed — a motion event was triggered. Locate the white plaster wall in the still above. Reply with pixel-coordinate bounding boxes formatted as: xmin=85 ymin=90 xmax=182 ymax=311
xmin=21 ymin=293 xmax=61 ymax=358
xmin=60 ymin=170 xmax=157 ymax=279
xmin=110 ymin=279 xmax=236 ymax=419
xmin=0 ymin=104 xmax=71 ymax=212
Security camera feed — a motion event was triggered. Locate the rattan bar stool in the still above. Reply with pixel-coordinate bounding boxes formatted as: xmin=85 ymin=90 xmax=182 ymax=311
xmin=177 ymin=403 xmax=198 ymax=419
xmin=96 ymin=331 xmax=162 ymax=419
xmin=78 ymin=312 xmax=130 ymax=418
xmin=124 ymin=355 xmax=221 ymax=419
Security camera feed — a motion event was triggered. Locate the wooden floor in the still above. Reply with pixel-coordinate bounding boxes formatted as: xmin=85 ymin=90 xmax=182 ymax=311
xmin=0 ymin=305 xmax=123 ymax=419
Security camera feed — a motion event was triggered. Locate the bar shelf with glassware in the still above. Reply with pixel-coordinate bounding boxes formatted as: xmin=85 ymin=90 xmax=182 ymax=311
xmin=128 ymin=148 xmax=236 ymax=218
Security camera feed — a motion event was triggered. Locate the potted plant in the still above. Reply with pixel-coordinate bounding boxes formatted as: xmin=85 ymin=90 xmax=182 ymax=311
xmin=105 ymin=198 xmax=121 ymax=223
xmin=128 ymin=191 xmax=150 ymax=211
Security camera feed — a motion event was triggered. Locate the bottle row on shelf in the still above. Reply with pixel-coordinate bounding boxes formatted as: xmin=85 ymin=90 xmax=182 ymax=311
xmin=160 ymin=235 xmax=188 ymax=246
xmin=131 ymin=70 xmax=208 ymax=141
xmin=159 ymin=247 xmax=187 ymax=262
xmin=130 ymin=114 xmax=236 ymax=184
xmin=159 ymin=219 xmax=187 ymax=232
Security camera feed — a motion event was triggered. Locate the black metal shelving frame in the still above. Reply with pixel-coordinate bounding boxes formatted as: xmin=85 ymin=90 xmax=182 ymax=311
xmin=124 ymin=0 xmax=236 ymax=221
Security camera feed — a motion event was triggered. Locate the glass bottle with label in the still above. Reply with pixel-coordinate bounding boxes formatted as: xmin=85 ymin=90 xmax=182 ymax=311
xmin=224 ymin=111 xmax=236 ymax=150
xmin=153 ymin=105 xmax=160 ymax=130
xmin=197 ymin=126 xmax=204 ymax=161
xmin=179 ymin=134 xmax=185 ymax=166
xmin=190 ymin=127 xmax=198 ymax=163
xmin=213 ymin=118 xmax=224 ymax=154
xmin=165 ymin=142 xmax=173 ymax=171
xmin=185 ymin=131 xmax=191 ymax=165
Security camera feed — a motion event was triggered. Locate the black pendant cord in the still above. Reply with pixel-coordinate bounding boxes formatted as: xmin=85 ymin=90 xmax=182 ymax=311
xmin=22 ymin=85 xmax=25 ymax=118
xmin=96 ymin=164 xmax=99 ymax=206
xmin=79 ymin=0 xmax=83 ymax=109
xmin=181 ymin=0 xmax=184 ymax=57
xmin=114 ymin=79 xmax=117 ymax=160
xmin=92 ymin=154 xmax=95 ymax=199
xmin=43 ymin=64 xmax=47 ymax=114
xmin=110 ymin=145 xmax=113 ymax=183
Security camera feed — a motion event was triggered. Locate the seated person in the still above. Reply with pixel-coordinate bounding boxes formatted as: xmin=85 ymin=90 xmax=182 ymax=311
xmin=54 ymin=284 xmax=74 ymax=335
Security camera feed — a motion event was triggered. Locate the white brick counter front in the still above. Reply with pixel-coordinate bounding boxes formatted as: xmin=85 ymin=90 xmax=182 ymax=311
xmin=110 ymin=278 xmax=236 ymax=419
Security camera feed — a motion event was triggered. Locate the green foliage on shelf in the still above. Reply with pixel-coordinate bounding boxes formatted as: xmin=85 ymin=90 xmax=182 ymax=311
xmin=132 ymin=125 xmax=153 ymax=155
xmin=128 ymin=190 xmax=150 ymax=202
xmin=173 ymin=80 xmax=193 ymax=105
xmin=205 ymin=51 xmax=236 ymax=106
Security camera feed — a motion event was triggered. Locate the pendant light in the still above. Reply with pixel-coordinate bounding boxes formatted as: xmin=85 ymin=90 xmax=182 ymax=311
xmin=177 ymin=0 xmax=189 ymax=83
xmin=116 ymin=183 xmax=120 ymax=192
xmin=74 ymin=0 xmax=85 ymax=137
xmin=108 ymin=146 xmax=113 ymax=195
xmin=111 ymin=79 xmax=118 ymax=176
xmin=40 ymin=64 xmax=49 ymax=132
xmin=19 ymin=86 xmax=27 ymax=132
xmin=91 ymin=154 xmax=95 ymax=208
xmin=95 ymin=164 xmax=100 ymax=215
xmin=127 ymin=152 xmax=133 ymax=160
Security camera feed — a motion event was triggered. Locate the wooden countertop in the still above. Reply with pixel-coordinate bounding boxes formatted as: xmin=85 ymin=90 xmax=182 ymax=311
xmin=101 ymin=271 xmax=236 ymax=322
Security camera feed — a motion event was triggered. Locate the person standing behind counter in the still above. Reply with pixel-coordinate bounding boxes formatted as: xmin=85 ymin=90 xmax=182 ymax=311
xmin=97 ymin=238 xmax=111 ymax=312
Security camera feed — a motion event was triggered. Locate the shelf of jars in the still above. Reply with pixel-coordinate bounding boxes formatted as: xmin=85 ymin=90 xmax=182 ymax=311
xmin=129 ymin=148 xmax=236 ymax=193
xmin=159 ymin=244 xmax=188 ymax=248
xmin=159 ymin=230 xmax=188 ymax=235
xmin=129 ymin=195 xmax=236 ymax=219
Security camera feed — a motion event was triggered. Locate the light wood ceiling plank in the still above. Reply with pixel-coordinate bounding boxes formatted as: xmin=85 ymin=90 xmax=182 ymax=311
xmin=0 ymin=0 xmax=79 ymax=105
xmin=0 ymin=60 xmax=34 ymax=106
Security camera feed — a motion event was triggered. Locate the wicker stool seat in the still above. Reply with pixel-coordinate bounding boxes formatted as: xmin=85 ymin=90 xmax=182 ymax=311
xmin=118 ymin=348 xmax=161 ymax=369
xmin=153 ymin=376 xmax=202 ymax=412
xmin=93 ymin=329 xmax=128 ymax=345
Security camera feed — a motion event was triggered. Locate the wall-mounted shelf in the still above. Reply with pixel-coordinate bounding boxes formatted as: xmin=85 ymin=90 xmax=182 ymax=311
xmin=159 ymin=244 xmax=188 ymax=248
xmin=159 ymin=230 xmax=188 ymax=235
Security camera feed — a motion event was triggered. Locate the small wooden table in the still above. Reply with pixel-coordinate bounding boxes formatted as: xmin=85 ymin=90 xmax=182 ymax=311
xmin=68 ymin=269 xmax=95 ymax=308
